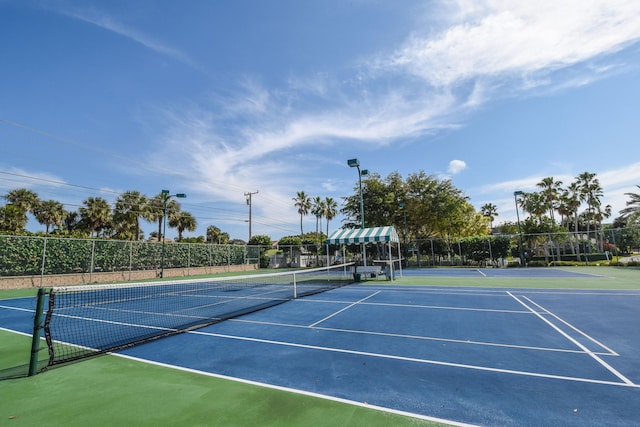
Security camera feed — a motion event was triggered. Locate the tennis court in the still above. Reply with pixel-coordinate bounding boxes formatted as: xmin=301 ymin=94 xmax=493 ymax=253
xmin=2 ymin=267 xmax=640 ymax=426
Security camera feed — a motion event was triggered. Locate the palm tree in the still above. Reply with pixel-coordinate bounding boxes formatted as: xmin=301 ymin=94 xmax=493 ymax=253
xmin=3 ymin=188 xmax=39 ymax=230
xmin=169 ymin=211 xmax=197 ymax=241
xmin=311 ymin=196 xmax=325 ymax=241
xmin=593 ymin=201 xmax=612 ymax=252
xmin=480 ymin=203 xmax=498 ymax=230
xmin=113 ymin=191 xmax=148 ymax=240
xmin=79 ymin=197 xmax=112 ymax=237
xmin=576 ymin=172 xmax=602 ymax=237
xmin=620 ymin=185 xmax=640 ymax=225
xmin=519 ymin=192 xmax=546 ymax=222
xmin=148 ymin=193 xmax=181 ymax=241
xmin=324 ymin=197 xmax=338 ymax=237
xmin=536 ymin=177 xmax=563 ymax=223
xmin=33 ymin=199 xmax=67 ymax=234
xmin=206 ymin=225 xmax=229 ymax=244
xmin=292 ymin=191 xmax=311 ymax=239
xmin=62 ymin=211 xmax=80 ymax=233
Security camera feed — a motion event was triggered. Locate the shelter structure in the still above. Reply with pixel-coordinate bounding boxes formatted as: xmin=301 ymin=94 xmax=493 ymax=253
xmin=326 ymin=226 xmax=402 ymax=280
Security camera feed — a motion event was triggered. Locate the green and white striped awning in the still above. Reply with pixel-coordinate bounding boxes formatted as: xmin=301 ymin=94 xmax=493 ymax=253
xmin=326 ymin=226 xmax=399 ymax=244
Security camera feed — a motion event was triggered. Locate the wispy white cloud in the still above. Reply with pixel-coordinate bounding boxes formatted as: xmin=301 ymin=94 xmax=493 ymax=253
xmin=60 ymin=7 xmax=200 ymax=70
xmin=386 ymin=0 xmax=640 ymax=89
xmin=0 ymin=167 xmax=66 ymax=191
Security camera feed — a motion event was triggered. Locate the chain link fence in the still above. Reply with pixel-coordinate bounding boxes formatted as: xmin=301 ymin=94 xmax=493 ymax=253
xmin=262 ymin=227 xmax=640 ymax=269
xmin=403 ymin=227 xmax=640 ymax=267
xmin=0 ymin=234 xmax=261 ymax=277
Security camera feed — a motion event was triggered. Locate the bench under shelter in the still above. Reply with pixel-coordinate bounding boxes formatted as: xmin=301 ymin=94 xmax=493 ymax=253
xmin=326 ymin=226 xmax=402 ymax=281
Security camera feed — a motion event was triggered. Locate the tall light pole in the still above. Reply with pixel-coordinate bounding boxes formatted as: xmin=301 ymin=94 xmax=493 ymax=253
xmin=160 ymin=189 xmax=186 ymax=278
xmin=513 ymin=190 xmax=524 ymax=266
xmin=399 ymin=202 xmax=407 ymax=242
xmin=348 ymin=158 xmax=369 ymax=266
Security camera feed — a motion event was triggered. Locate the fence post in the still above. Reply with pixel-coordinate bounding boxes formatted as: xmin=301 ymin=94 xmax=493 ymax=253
xmin=39 ymin=237 xmax=47 ymax=288
xmin=430 ymin=239 xmax=435 ymax=266
xmin=90 ymin=240 xmax=96 ymax=282
xmin=188 ymin=243 xmax=191 ymax=275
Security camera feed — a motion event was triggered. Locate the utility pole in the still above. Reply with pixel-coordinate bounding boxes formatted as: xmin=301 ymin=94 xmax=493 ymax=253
xmin=245 ymin=190 xmax=258 ymax=241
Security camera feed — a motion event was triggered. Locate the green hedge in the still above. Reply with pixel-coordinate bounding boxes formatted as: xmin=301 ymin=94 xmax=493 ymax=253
xmin=0 ymin=235 xmax=257 ymax=276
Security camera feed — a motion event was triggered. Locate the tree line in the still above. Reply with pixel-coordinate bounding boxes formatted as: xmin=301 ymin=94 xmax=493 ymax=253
xmin=481 ymin=172 xmax=640 ymax=255
xmin=0 ymin=188 xmax=202 ymax=241
xmin=485 ymin=172 xmax=639 ymax=233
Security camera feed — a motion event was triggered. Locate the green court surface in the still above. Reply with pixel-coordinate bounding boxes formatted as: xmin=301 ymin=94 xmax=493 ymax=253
xmin=0 ymin=331 xmax=437 ymax=427
xmin=1 ymin=266 xmax=639 ymax=427
xmin=394 ymin=266 xmax=640 ymax=289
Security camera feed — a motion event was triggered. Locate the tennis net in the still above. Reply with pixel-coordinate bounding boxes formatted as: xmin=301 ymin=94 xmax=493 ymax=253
xmin=35 ymin=263 xmax=354 ymax=369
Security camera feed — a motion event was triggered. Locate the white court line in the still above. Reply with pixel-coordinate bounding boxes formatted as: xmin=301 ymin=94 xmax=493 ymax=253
xmin=308 ymin=291 xmax=381 ymax=327
xmin=113 ymin=352 xmax=479 ymax=427
xmin=507 ymin=292 xmax=636 ymax=386
xmin=475 ymin=269 xmax=487 ymax=277
xmin=521 ymin=296 xmax=618 ymax=356
xmin=231 ymin=317 xmax=613 ymax=355
xmin=306 ymin=298 xmax=531 ymax=314
xmin=189 ymin=328 xmax=640 ymax=388
xmin=0 ymin=304 xmax=34 ymax=313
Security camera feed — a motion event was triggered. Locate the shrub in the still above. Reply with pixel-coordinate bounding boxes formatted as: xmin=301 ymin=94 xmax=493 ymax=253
xmin=527 ymin=260 xmax=548 ymax=267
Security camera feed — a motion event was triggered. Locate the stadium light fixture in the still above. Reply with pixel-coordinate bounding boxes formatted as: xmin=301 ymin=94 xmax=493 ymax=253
xmin=160 ymin=190 xmax=187 ymax=278
xmin=513 ymin=190 xmax=524 ymax=266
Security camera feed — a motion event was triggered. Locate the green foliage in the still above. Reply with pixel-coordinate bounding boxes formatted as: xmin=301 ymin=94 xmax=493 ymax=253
xmin=527 ymin=260 xmax=549 ymax=267
xmin=341 ymin=170 xmax=485 ymax=239
xmin=259 ymin=253 xmax=270 ymax=268
xmin=302 ymin=231 xmax=325 ymax=245
xmin=278 ymin=235 xmax=302 ymax=246
xmin=0 ymin=235 xmax=44 ymax=275
xmin=0 ymin=235 xmax=255 ymax=276
xmin=248 ymin=234 xmax=272 ymax=246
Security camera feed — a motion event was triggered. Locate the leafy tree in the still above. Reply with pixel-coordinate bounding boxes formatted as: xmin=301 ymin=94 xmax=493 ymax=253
xmin=278 ymin=235 xmax=303 ymax=246
xmin=341 ymin=170 xmax=480 ymax=243
xmin=33 ymin=199 xmax=67 ymax=234
xmin=0 ymin=204 xmax=26 ymax=233
xmin=79 ymin=197 xmax=112 ymax=237
xmin=292 ymin=191 xmax=311 ymax=239
xmin=248 ymin=234 xmax=272 ymax=246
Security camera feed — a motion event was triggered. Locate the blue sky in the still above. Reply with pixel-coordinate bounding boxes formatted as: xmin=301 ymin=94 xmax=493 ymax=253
xmin=2 ymin=0 xmax=640 ymax=241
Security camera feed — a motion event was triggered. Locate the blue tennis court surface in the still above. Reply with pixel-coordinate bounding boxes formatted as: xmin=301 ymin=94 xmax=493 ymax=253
xmin=3 ymin=280 xmax=640 ymax=426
